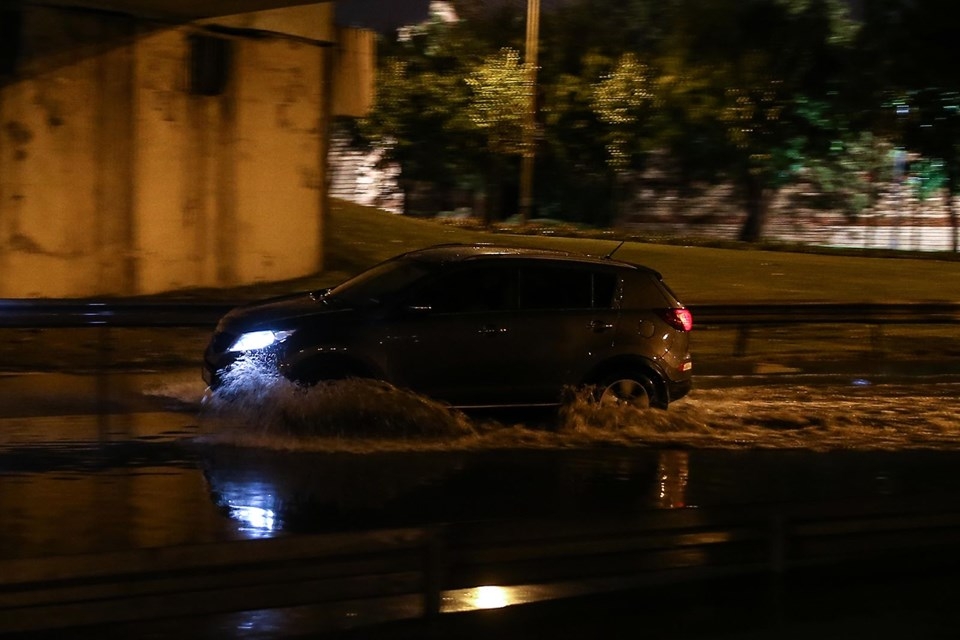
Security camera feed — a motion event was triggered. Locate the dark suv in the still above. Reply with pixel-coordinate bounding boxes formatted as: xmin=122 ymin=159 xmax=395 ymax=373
xmin=203 ymin=244 xmax=693 ymax=409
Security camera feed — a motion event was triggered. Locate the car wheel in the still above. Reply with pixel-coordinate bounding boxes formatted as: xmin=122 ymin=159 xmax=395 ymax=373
xmin=595 ymin=373 xmax=661 ymax=409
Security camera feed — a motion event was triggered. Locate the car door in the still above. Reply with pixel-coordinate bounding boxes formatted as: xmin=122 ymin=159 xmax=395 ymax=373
xmin=506 ymin=263 xmax=621 ymax=403
xmin=379 ymin=263 xmax=522 ymax=406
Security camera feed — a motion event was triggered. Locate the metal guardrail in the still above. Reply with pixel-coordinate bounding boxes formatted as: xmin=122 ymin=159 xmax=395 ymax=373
xmin=2 ymin=299 xmax=960 ymax=329
xmin=692 ymin=302 xmax=960 ymax=326
xmin=2 ymin=497 xmax=960 ymax=633
xmin=0 ymin=299 xmax=235 ymax=328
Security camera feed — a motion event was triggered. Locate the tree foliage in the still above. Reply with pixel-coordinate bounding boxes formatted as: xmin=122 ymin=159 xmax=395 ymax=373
xmin=361 ymin=21 xmax=476 ymax=212
xmin=592 ymin=53 xmax=654 ymax=170
xmin=465 ymin=48 xmax=528 ymax=156
xmin=854 ymin=0 xmax=960 ymax=250
xmin=359 ymin=0 xmax=957 ymax=244
xmin=645 ymin=0 xmax=860 ymax=240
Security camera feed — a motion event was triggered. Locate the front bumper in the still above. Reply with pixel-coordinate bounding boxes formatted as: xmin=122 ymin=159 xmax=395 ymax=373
xmin=202 ymin=364 xmax=214 ymax=387
xmin=202 ymin=351 xmax=236 ymax=390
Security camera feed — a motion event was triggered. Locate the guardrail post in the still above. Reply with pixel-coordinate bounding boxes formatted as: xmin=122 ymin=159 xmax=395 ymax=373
xmin=423 ymin=526 xmax=445 ymax=619
xmin=734 ymin=325 xmax=751 ymax=358
xmin=870 ymin=324 xmax=885 ymax=359
xmin=96 ymin=324 xmax=111 ymax=421
xmin=769 ymin=515 xmax=786 ymax=574
xmin=768 ymin=515 xmax=787 ymax=628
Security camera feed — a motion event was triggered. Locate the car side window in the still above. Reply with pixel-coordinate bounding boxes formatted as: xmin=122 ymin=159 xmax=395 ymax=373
xmin=593 ymin=273 xmax=618 ymax=309
xmin=520 ymin=265 xmax=618 ymax=310
xmin=407 ymin=265 xmax=518 ymax=314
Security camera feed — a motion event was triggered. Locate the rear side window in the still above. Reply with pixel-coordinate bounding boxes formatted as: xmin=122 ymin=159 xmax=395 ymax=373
xmin=520 ymin=265 xmax=618 ymax=310
xmin=621 ymin=271 xmax=673 ymax=308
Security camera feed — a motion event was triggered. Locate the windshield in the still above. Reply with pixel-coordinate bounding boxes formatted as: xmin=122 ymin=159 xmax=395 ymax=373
xmin=324 ymin=257 xmax=436 ymax=306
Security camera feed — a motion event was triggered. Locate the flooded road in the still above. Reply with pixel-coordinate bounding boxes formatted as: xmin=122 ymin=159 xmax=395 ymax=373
xmin=2 ymin=370 xmax=960 ymax=562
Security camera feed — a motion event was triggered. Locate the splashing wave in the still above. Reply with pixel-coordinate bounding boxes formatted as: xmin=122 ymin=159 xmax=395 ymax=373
xmin=200 ymin=357 xmax=475 ymax=451
xmin=199 ymin=359 xmax=960 ymax=453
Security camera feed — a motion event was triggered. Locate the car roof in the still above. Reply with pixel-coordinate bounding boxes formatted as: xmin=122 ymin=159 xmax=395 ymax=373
xmin=400 ymin=243 xmax=658 ymax=274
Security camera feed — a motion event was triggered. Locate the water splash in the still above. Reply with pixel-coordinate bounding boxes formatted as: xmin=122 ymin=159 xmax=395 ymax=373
xmin=196 ymin=360 xmax=960 ymax=453
xmin=200 ymin=356 xmax=475 ymax=451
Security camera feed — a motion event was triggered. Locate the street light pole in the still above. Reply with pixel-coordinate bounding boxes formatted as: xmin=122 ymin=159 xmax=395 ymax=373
xmin=518 ymin=0 xmax=540 ymax=224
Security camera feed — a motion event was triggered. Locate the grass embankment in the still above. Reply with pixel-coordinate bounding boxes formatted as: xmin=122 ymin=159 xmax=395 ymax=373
xmin=6 ymin=199 xmax=960 ymax=372
xmin=189 ymin=198 xmax=960 ymax=305
xmin=322 ymin=199 xmax=960 ymax=304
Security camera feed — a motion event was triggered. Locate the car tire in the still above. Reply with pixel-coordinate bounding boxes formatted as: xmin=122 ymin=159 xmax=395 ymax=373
xmin=594 ymin=371 xmax=663 ymax=409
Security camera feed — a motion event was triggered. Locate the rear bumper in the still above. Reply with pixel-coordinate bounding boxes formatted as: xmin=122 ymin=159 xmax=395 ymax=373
xmin=668 ymin=377 xmax=693 ymax=402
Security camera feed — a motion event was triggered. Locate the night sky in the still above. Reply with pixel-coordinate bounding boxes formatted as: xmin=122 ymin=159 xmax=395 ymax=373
xmin=334 ymin=0 xmax=432 ymax=32
xmin=334 ymin=0 xmax=865 ymax=34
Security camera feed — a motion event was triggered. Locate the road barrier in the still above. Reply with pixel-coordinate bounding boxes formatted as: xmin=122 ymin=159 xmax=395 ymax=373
xmin=0 ymin=299 xmax=234 ymax=328
xmin=1 ymin=299 xmax=959 ymax=329
xmin=2 ymin=496 xmax=960 ymax=633
xmin=691 ymin=302 xmax=960 ymax=362
xmin=3 ymin=299 xmax=959 ymax=372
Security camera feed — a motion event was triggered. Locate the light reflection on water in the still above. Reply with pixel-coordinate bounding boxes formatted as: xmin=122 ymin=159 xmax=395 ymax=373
xmin=228 ymin=504 xmax=278 ymax=536
xmin=2 ymin=375 xmax=960 ymax=561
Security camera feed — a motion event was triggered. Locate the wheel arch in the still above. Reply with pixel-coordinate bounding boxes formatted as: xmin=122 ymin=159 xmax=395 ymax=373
xmin=281 ymin=350 xmax=385 ymax=385
xmin=582 ymin=355 xmax=670 ymax=408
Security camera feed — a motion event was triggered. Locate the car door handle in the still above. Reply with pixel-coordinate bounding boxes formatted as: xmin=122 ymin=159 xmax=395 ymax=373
xmin=479 ymin=324 xmax=507 ymax=337
xmin=588 ymin=320 xmax=614 ymax=332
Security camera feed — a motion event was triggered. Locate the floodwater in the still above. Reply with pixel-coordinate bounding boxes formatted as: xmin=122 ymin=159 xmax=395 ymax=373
xmin=2 ymin=368 xmax=960 ymax=563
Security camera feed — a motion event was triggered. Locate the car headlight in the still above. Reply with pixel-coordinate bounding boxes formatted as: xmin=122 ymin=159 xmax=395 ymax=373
xmin=227 ymin=329 xmax=295 ymax=353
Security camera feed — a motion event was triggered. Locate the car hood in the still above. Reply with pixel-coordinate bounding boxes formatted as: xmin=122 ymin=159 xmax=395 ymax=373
xmin=218 ymin=292 xmax=351 ymax=332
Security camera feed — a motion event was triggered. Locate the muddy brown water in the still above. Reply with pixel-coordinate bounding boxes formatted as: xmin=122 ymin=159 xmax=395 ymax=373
xmin=2 ymin=371 xmax=960 ymax=560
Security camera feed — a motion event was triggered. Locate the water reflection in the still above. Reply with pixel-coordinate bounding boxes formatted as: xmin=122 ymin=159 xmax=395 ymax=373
xmin=202 ymin=445 xmax=960 ymax=540
xmin=201 ymin=447 xmax=673 ymax=534
xmin=229 ymin=504 xmax=278 ymax=536
xmin=6 ymin=439 xmax=960 ymax=562
xmin=654 ymin=450 xmax=689 ymax=508
xmin=469 ymin=585 xmax=510 ymax=609
xmin=6 ymin=375 xmax=960 ymax=562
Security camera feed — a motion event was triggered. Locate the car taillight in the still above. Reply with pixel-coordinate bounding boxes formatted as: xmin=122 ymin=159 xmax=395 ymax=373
xmin=659 ymin=307 xmax=693 ymax=332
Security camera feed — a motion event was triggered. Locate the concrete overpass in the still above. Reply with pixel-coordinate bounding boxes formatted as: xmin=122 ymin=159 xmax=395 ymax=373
xmin=28 ymin=0 xmax=334 ymax=21
xmin=1 ymin=0 xmax=374 ymax=297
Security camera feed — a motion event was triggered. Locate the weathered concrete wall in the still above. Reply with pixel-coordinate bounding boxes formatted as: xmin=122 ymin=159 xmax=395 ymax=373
xmin=332 ymin=27 xmax=375 ymax=117
xmin=0 ymin=4 xmax=334 ymax=297
xmin=232 ymin=37 xmax=322 ymax=285
xmin=0 ymin=8 xmax=137 ymax=297
xmin=135 ymin=27 xmax=218 ymax=293
xmin=134 ymin=29 xmax=324 ymax=292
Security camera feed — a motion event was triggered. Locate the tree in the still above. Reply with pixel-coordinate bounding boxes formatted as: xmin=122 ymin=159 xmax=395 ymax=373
xmin=362 ymin=0 xmax=881 ymax=236
xmin=534 ymin=53 xmax=619 ymax=224
xmin=801 ymin=128 xmax=894 ymax=219
xmin=533 ymin=0 xmax=668 ymax=224
xmin=854 ymin=0 xmax=960 ymax=251
xmin=361 ymin=7 xmax=507 ymax=216
xmin=592 ymin=53 xmax=654 ymax=171
xmin=653 ymin=0 xmax=859 ymax=241
xmin=464 ymin=48 xmax=529 ymax=224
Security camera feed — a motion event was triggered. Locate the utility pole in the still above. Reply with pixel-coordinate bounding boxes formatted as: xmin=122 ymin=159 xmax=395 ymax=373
xmin=518 ymin=0 xmax=540 ymax=224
